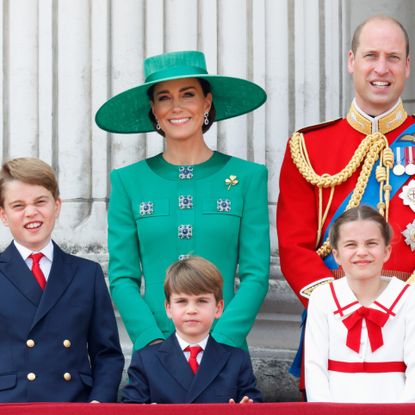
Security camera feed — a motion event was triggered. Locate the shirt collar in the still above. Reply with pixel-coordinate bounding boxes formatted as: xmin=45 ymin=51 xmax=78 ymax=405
xmin=347 ymin=98 xmax=407 ymax=135
xmin=14 ymin=239 xmax=54 ymax=262
xmin=331 ymin=276 xmax=409 ymax=319
xmin=175 ymin=332 xmax=209 ymax=351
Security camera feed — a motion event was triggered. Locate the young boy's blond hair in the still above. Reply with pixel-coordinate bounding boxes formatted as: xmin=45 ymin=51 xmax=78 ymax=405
xmin=0 ymin=157 xmax=60 ymax=206
xmin=164 ymin=256 xmax=223 ymax=303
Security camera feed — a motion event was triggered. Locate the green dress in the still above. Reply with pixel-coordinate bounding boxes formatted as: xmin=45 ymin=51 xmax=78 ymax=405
xmin=108 ymin=151 xmax=270 ymax=350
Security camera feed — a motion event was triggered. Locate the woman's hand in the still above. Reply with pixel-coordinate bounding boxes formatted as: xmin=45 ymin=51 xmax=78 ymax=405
xmin=148 ymin=339 xmax=164 ymax=346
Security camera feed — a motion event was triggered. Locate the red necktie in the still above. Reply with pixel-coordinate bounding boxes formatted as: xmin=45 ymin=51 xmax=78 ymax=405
xmin=342 ymin=306 xmax=389 ymax=353
xmin=185 ymin=346 xmax=203 ymax=374
xmin=29 ymin=253 xmax=46 ymax=290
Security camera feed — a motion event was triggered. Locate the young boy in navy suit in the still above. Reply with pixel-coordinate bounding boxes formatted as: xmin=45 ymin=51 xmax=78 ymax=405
xmin=122 ymin=256 xmax=262 ymax=404
xmin=0 ymin=157 xmax=124 ymax=402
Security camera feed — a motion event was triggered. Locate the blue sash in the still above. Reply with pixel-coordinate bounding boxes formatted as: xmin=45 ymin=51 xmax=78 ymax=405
xmin=323 ymin=123 xmax=415 ymax=269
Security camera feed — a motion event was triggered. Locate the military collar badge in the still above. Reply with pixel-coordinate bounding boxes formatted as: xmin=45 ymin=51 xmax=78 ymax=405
xmin=399 ymin=180 xmax=415 ymax=212
xmin=403 ymin=220 xmax=415 ymax=251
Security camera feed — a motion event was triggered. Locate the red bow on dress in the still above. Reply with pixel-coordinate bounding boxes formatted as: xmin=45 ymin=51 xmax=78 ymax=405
xmin=342 ymin=306 xmax=389 ymax=353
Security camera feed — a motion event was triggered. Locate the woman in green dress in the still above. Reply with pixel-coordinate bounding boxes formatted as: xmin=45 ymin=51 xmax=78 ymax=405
xmin=95 ymin=50 xmax=270 ymax=351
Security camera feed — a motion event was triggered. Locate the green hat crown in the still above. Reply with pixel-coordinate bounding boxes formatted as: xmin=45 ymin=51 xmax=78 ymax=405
xmin=144 ymin=51 xmax=208 ymax=83
xmin=95 ymin=50 xmax=267 ymax=134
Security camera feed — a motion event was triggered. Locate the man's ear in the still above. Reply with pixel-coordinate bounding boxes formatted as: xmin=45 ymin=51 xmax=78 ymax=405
xmin=347 ymin=50 xmax=355 ymax=75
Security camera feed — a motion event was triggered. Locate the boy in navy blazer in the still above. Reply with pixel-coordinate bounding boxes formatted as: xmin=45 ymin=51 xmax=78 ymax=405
xmin=122 ymin=256 xmax=262 ymax=404
xmin=0 ymin=157 xmax=124 ymax=402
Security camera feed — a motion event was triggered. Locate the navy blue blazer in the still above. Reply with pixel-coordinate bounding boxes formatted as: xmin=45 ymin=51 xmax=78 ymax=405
xmin=122 ymin=334 xmax=262 ymax=403
xmin=0 ymin=241 xmax=124 ymax=402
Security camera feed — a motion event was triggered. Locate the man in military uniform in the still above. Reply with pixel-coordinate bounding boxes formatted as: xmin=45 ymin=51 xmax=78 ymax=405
xmin=278 ymin=15 xmax=415 ymax=307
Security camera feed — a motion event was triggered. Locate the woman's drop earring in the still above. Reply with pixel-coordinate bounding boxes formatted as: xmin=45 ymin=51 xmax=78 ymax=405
xmin=204 ymin=112 xmax=209 ymax=126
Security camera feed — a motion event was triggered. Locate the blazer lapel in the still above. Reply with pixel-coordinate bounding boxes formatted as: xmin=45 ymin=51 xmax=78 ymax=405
xmin=157 ymin=335 xmax=195 ymax=393
xmin=31 ymin=242 xmax=76 ymax=329
xmin=0 ymin=242 xmax=43 ymax=306
xmin=185 ymin=336 xmax=231 ymax=403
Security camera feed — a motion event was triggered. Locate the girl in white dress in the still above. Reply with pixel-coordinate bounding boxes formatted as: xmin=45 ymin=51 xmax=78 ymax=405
xmin=305 ymin=205 xmax=415 ymax=402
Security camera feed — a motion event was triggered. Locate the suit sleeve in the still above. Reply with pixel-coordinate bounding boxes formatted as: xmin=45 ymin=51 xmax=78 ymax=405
xmin=87 ymin=263 xmax=125 ymax=402
xmin=277 ymin=138 xmax=334 ymax=307
xmin=108 ymin=169 xmax=165 ymax=349
xmin=236 ymin=351 xmax=263 ymax=403
xmin=212 ymin=165 xmax=270 ymax=348
xmin=304 ymin=287 xmax=331 ymax=402
xmin=122 ymin=351 xmax=151 ymax=404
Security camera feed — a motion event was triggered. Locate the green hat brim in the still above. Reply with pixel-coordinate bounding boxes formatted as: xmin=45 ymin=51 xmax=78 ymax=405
xmin=95 ymin=74 xmax=266 ymax=134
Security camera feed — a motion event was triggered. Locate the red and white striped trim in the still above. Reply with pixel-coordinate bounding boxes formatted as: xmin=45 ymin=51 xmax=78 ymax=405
xmin=330 ymin=283 xmax=358 ymax=317
xmin=330 ymin=281 xmax=410 ymax=317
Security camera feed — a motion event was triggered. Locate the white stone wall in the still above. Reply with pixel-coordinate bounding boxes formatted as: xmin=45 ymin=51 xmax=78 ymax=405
xmin=0 ymin=0 xmax=348 ymax=259
xmin=0 ymin=0 xmax=343 ymax=354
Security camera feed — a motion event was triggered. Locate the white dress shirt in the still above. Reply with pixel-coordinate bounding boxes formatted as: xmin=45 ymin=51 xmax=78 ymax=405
xmin=14 ymin=239 xmax=54 ymax=281
xmin=175 ymin=332 xmax=209 ymax=365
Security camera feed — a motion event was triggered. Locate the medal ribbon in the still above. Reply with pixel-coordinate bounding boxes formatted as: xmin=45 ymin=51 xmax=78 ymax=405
xmin=323 ymin=122 xmax=415 ymax=269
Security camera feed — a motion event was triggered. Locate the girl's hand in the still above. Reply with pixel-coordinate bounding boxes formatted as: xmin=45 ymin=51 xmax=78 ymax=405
xmin=228 ymin=396 xmax=253 ymax=404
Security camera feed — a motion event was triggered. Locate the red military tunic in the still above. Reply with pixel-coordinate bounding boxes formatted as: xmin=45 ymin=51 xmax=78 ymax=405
xmin=277 ymin=99 xmax=415 ymax=307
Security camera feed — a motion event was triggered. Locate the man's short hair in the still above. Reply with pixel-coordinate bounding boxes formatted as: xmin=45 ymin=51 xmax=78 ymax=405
xmin=351 ymin=15 xmax=410 ymax=57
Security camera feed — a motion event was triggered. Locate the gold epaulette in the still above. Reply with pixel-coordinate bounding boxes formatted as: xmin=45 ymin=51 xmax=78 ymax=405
xmin=300 ymin=278 xmax=334 ymax=299
xmin=296 ymin=118 xmax=342 ymax=135
xmin=406 ymin=272 xmax=415 ymax=285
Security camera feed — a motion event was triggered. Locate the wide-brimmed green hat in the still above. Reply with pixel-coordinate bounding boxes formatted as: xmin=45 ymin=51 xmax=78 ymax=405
xmin=95 ymin=50 xmax=267 ymax=134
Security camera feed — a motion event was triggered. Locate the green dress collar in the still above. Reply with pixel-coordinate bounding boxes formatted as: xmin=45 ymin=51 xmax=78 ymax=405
xmin=146 ymin=151 xmax=231 ymax=181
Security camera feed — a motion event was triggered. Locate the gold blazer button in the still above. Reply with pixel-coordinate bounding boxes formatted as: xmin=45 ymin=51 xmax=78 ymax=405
xmin=26 ymin=339 xmax=35 ymax=348
xmin=63 ymin=372 xmax=72 ymax=381
xmin=63 ymin=339 xmax=71 ymax=348
xmin=27 ymin=373 xmax=36 ymax=381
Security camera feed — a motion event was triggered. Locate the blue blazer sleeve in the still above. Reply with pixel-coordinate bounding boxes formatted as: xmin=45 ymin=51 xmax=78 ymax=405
xmin=87 ymin=263 xmax=125 ymax=402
